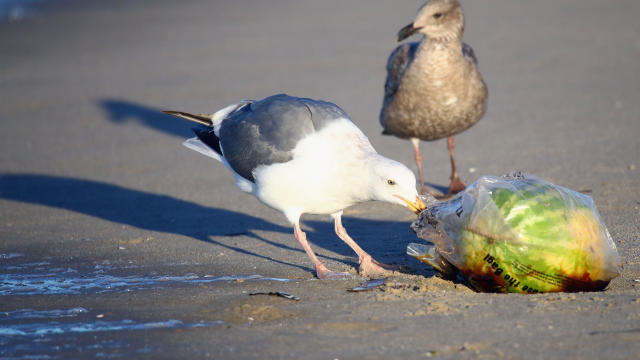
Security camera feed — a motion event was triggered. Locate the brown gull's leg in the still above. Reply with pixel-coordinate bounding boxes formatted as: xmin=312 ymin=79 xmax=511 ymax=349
xmin=293 ymin=221 xmax=352 ymax=280
xmin=332 ymin=212 xmax=396 ymax=278
xmin=446 ymin=136 xmax=466 ymax=195
xmin=411 ymin=138 xmax=427 ymax=195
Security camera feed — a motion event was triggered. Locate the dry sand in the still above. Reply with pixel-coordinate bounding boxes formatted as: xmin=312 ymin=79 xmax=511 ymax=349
xmin=1 ymin=0 xmax=639 ymax=358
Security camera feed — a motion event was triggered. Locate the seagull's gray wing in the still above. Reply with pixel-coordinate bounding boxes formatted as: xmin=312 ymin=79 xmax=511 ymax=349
xmin=218 ymin=94 xmax=349 ymax=182
xmin=382 ymin=42 xmax=419 ymax=109
xmin=462 ymin=42 xmax=478 ymax=65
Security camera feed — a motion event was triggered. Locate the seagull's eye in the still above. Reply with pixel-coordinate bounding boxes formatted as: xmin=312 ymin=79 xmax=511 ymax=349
xmin=433 ymin=13 xmax=443 ymax=19
xmin=387 ymin=179 xmax=396 ymax=186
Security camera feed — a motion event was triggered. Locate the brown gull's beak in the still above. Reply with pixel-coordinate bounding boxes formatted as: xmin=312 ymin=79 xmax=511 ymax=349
xmin=394 ymin=195 xmax=427 ymax=215
xmin=397 ymin=23 xmax=421 ymax=42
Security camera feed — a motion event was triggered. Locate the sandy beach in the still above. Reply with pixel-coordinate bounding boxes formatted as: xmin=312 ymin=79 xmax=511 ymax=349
xmin=1 ymin=0 xmax=639 ymax=358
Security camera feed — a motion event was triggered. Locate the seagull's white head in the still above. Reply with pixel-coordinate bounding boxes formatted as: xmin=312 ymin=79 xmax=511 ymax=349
xmin=398 ymin=0 xmax=463 ymax=42
xmin=368 ymin=156 xmax=426 ymax=214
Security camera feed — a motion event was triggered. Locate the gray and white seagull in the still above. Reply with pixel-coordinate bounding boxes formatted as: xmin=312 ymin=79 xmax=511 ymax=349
xmin=163 ymin=94 xmax=425 ymax=279
xmin=380 ymin=0 xmax=488 ymax=196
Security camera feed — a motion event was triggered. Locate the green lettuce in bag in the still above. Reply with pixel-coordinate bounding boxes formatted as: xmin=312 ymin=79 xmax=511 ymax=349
xmin=408 ymin=173 xmax=621 ymax=293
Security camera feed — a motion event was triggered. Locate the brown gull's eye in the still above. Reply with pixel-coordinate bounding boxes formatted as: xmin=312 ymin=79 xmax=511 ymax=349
xmin=433 ymin=13 xmax=443 ymax=19
xmin=387 ymin=179 xmax=396 ymax=186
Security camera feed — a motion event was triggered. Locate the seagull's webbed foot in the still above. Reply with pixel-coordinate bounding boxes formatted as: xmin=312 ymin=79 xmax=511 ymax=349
xmin=447 ymin=175 xmax=466 ymax=195
xmin=315 ymin=263 xmax=355 ymax=280
xmin=332 ymin=212 xmax=399 ymax=278
xmin=359 ymin=255 xmax=398 ymax=278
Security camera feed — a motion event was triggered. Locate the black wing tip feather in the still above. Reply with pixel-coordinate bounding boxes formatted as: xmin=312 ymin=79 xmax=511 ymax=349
xmin=193 ymin=127 xmax=223 ymax=157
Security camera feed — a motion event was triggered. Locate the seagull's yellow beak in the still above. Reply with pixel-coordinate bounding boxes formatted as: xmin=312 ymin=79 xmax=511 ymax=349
xmin=394 ymin=195 xmax=427 ymax=215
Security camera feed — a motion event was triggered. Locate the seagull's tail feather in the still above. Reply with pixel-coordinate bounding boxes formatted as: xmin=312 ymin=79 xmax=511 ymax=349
xmin=162 ymin=110 xmax=213 ymax=127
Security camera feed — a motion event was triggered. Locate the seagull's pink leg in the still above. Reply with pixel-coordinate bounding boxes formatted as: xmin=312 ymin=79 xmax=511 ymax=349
xmin=332 ymin=213 xmax=397 ymax=277
xmin=446 ymin=136 xmax=466 ymax=195
xmin=411 ymin=138 xmax=427 ymax=195
xmin=293 ymin=221 xmax=352 ymax=280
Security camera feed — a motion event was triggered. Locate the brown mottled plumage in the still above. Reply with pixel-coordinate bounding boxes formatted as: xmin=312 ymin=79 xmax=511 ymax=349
xmin=380 ymin=0 xmax=487 ymax=195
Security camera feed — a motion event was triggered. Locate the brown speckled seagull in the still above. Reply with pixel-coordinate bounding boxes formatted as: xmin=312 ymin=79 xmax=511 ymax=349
xmin=380 ymin=0 xmax=487 ymax=195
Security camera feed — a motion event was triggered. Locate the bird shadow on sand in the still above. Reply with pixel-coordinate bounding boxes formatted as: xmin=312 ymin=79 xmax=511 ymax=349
xmin=0 ymin=174 xmax=417 ymax=275
xmin=424 ymin=182 xmax=450 ymax=196
xmin=99 ymin=99 xmax=194 ymax=139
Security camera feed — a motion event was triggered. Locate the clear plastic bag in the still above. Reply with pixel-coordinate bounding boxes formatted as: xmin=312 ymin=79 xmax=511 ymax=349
xmin=409 ymin=172 xmax=621 ymax=293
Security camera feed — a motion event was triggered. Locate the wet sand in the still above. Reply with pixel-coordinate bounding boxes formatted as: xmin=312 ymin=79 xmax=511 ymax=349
xmin=1 ymin=0 xmax=639 ymax=358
